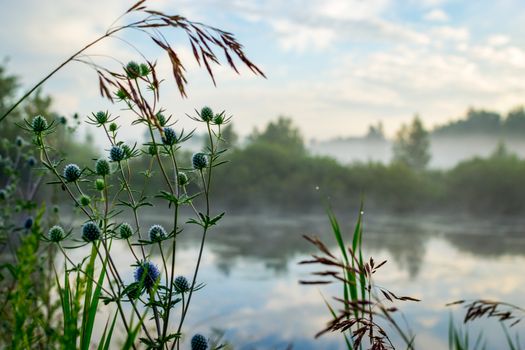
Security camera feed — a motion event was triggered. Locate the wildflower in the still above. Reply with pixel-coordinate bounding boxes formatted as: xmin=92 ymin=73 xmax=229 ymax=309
xmin=134 ymin=261 xmax=160 ymax=291
xmin=16 ymin=136 xmax=24 ymax=147
xmin=82 ymin=222 xmax=101 ymax=242
xmin=200 ymin=106 xmax=214 ymax=122
xmin=119 ymin=223 xmax=133 ymax=239
xmin=27 ymin=156 xmax=36 ymax=167
xmin=162 ymin=127 xmax=177 ymax=146
xmin=174 ymin=276 xmax=190 ymax=293
xmin=79 ymin=195 xmax=91 ymax=206
xmin=192 ymin=153 xmax=208 ymax=170
xmin=24 ymin=217 xmax=33 ymax=229
xmin=116 ymin=88 xmax=129 ymax=100
xmin=191 ymin=334 xmax=208 ymax=350
xmin=156 ymin=112 xmax=167 ymax=126
xmin=31 ymin=115 xmax=48 ymax=133
xmin=0 ymin=189 xmax=7 ymax=201
xmin=95 ymin=158 xmax=110 ymax=176
xmin=109 ymin=145 xmax=125 ymax=162
xmin=48 ymin=225 xmax=65 ymax=243
xmin=125 ymin=61 xmax=141 ymax=79
xmin=213 ymin=113 xmax=224 ymax=125
xmin=94 ymin=111 xmax=108 ymax=124
xmin=148 ymin=224 xmax=167 ymax=242
xmin=178 ymin=172 xmax=189 ymax=186
xmin=109 ymin=122 xmax=118 ymax=132
xmin=147 ymin=144 xmax=157 ymax=156
xmin=139 ymin=63 xmax=150 ymax=76
xmin=122 ymin=144 xmax=132 ymax=159
xmin=63 ymin=164 xmax=81 ymax=182
xmin=95 ymin=178 xmax=105 ymax=191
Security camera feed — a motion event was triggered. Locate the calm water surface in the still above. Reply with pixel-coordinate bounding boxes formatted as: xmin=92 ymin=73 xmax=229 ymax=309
xmin=67 ymin=210 xmax=525 ymax=349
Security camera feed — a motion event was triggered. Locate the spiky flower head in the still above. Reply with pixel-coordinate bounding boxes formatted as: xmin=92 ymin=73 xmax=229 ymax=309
xmin=174 ymin=276 xmax=190 ymax=293
xmin=200 ymin=106 xmax=214 ymax=122
xmin=95 ymin=158 xmax=110 ymax=176
xmin=148 ymin=224 xmax=167 ymax=242
xmin=95 ymin=111 xmax=108 ymax=124
xmin=134 ymin=261 xmax=160 ymax=291
xmin=119 ymin=223 xmax=133 ymax=239
xmin=125 ymin=61 xmax=141 ymax=79
xmin=24 ymin=217 xmax=33 ymax=229
xmin=177 ymin=172 xmax=189 ymax=186
xmin=156 ymin=112 xmax=167 ymax=126
xmin=48 ymin=225 xmax=65 ymax=243
xmin=140 ymin=63 xmax=150 ymax=76
xmin=116 ymin=88 xmax=129 ymax=100
xmin=109 ymin=145 xmax=125 ymax=162
xmin=63 ymin=164 xmax=81 ymax=182
xmin=109 ymin=122 xmax=118 ymax=132
xmin=192 ymin=153 xmax=208 ymax=170
xmin=95 ymin=178 xmax=105 ymax=191
xmin=79 ymin=195 xmax=91 ymax=206
xmin=213 ymin=113 xmax=224 ymax=125
xmin=191 ymin=334 xmax=208 ymax=350
xmin=16 ymin=136 xmax=24 ymax=147
xmin=27 ymin=156 xmax=36 ymax=167
xmin=31 ymin=115 xmax=48 ymax=133
xmin=147 ymin=144 xmax=157 ymax=156
xmin=162 ymin=127 xmax=177 ymax=146
xmin=82 ymin=222 xmax=101 ymax=242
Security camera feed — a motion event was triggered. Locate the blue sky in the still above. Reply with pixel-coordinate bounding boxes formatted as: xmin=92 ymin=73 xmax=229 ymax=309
xmin=3 ymin=0 xmax=525 ymax=141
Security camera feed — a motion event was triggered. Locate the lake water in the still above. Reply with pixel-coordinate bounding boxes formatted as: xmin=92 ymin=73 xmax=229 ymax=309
xmin=65 ymin=210 xmax=525 ymax=349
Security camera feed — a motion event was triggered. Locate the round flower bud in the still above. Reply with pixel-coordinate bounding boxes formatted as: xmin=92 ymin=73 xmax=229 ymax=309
xmin=156 ymin=113 xmax=167 ymax=127
xmin=200 ymin=106 xmax=213 ymax=122
xmin=140 ymin=63 xmax=150 ymax=76
xmin=82 ymin=222 xmax=101 ymax=242
xmin=48 ymin=225 xmax=65 ymax=242
xmin=177 ymin=172 xmax=189 ymax=186
xmin=192 ymin=153 xmax=208 ymax=170
xmin=116 ymin=88 xmax=129 ymax=100
xmin=24 ymin=217 xmax=33 ymax=229
xmin=95 ymin=178 xmax=105 ymax=191
xmin=53 ymin=205 xmax=59 ymax=213
xmin=134 ymin=261 xmax=160 ymax=291
xmin=79 ymin=195 xmax=91 ymax=206
xmin=174 ymin=276 xmax=190 ymax=293
xmin=119 ymin=223 xmax=133 ymax=239
xmin=0 ymin=189 xmax=7 ymax=201
xmin=31 ymin=115 xmax=48 ymax=133
xmin=60 ymin=116 xmax=67 ymax=125
xmin=109 ymin=122 xmax=118 ymax=132
xmin=109 ymin=145 xmax=125 ymax=162
xmin=27 ymin=156 xmax=36 ymax=167
xmin=162 ymin=127 xmax=177 ymax=146
xmin=125 ymin=61 xmax=141 ymax=79
xmin=191 ymin=334 xmax=208 ymax=350
xmin=148 ymin=224 xmax=167 ymax=242
xmin=147 ymin=145 xmax=157 ymax=156
xmin=16 ymin=136 xmax=24 ymax=147
xmin=95 ymin=159 xmax=110 ymax=176
xmin=63 ymin=164 xmax=81 ymax=182
xmin=95 ymin=111 xmax=108 ymax=124
xmin=213 ymin=113 xmax=224 ymax=125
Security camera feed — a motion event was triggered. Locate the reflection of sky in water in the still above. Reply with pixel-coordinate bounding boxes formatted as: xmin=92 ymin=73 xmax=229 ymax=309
xmin=62 ymin=212 xmax=525 ymax=349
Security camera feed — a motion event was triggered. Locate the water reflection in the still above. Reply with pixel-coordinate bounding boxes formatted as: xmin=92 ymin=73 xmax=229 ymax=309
xmin=63 ymin=208 xmax=525 ymax=349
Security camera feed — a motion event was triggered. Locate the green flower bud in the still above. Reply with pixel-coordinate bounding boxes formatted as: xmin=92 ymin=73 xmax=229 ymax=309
xmin=95 ymin=178 xmax=105 ymax=191
xmin=125 ymin=61 xmax=141 ymax=79
xmin=79 ymin=195 xmax=91 ymax=206
xmin=109 ymin=123 xmax=118 ymax=132
xmin=32 ymin=115 xmax=48 ymax=133
xmin=95 ymin=159 xmax=110 ymax=176
xmin=119 ymin=223 xmax=133 ymax=239
xmin=200 ymin=106 xmax=213 ymax=122
xmin=177 ymin=172 xmax=188 ymax=186
xmin=48 ymin=225 xmax=65 ymax=243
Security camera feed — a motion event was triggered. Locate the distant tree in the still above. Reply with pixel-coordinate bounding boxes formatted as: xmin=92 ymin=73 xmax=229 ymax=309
xmin=433 ymin=108 xmax=502 ymax=136
xmin=249 ymin=116 xmax=305 ymax=154
xmin=393 ymin=115 xmax=430 ymax=171
xmin=503 ymin=106 xmax=525 ymax=135
xmin=365 ymin=121 xmax=385 ymax=140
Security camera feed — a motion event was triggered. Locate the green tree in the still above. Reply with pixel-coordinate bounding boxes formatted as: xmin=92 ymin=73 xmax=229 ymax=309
xmin=249 ymin=116 xmax=304 ymax=154
xmin=393 ymin=115 xmax=430 ymax=171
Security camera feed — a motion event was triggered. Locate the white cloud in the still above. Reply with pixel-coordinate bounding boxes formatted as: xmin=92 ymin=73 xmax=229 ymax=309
xmin=487 ymin=34 xmax=511 ymax=47
xmin=424 ymin=9 xmax=449 ymax=22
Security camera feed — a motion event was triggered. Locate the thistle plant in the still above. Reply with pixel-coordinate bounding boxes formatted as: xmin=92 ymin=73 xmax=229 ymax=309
xmin=23 ymin=59 xmax=242 ymax=349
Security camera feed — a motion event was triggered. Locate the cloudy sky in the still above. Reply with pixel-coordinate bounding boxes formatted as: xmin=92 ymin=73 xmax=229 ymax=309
xmin=2 ymin=0 xmax=525 ymax=141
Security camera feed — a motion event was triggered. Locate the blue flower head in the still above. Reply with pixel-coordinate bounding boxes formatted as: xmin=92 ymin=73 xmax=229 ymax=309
xmin=162 ymin=127 xmax=177 ymax=146
xmin=82 ymin=222 xmax=101 ymax=242
xmin=63 ymin=164 xmax=81 ymax=182
xmin=192 ymin=153 xmax=208 ymax=170
xmin=24 ymin=217 xmax=33 ymax=229
xmin=134 ymin=261 xmax=160 ymax=291
xmin=109 ymin=145 xmax=125 ymax=162
xmin=27 ymin=156 xmax=36 ymax=167
xmin=148 ymin=224 xmax=167 ymax=242
xmin=95 ymin=158 xmax=110 ymax=176
xmin=191 ymin=334 xmax=208 ymax=350
xmin=174 ymin=276 xmax=190 ymax=293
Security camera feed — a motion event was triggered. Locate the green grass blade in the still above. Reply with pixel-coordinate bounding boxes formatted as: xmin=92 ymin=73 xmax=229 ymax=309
xmin=502 ymin=324 xmax=518 ymax=350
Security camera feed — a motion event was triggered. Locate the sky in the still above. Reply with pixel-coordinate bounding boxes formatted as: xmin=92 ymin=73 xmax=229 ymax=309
xmin=2 ymin=0 xmax=525 ymax=142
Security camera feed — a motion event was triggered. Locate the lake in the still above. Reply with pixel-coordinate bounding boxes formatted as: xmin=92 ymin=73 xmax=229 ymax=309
xmin=64 ymin=209 xmax=525 ymax=349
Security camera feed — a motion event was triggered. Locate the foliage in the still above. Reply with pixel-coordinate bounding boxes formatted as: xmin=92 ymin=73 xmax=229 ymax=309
xmin=392 ymin=115 xmax=430 ymax=171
